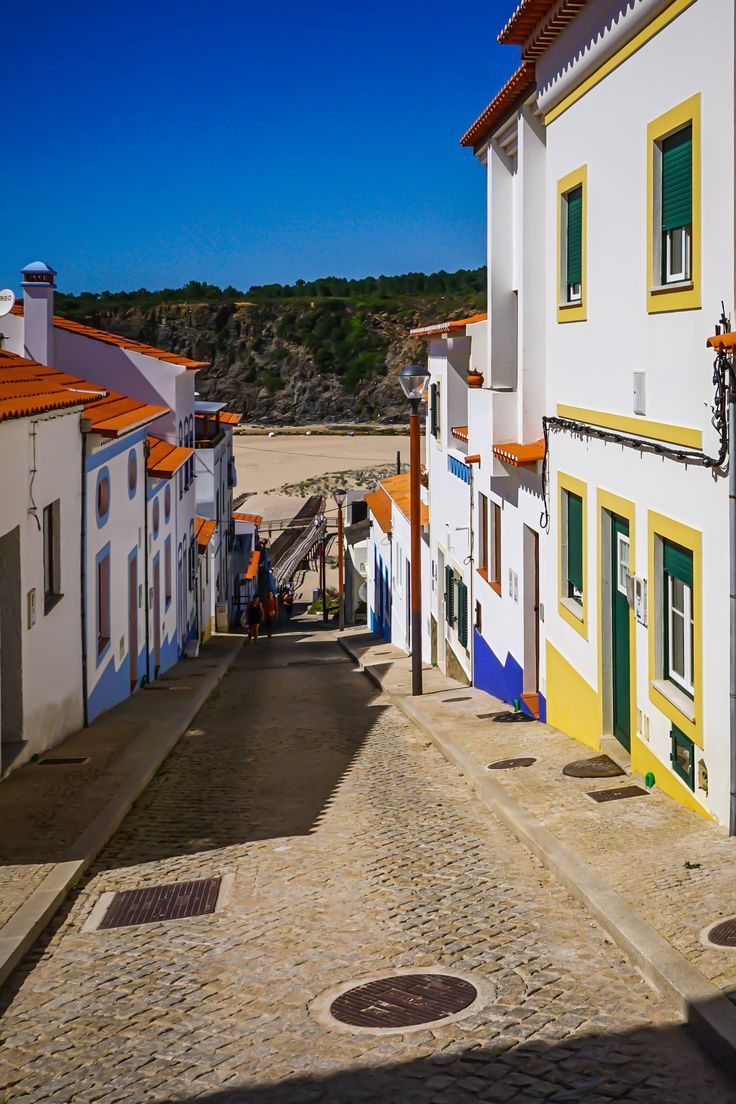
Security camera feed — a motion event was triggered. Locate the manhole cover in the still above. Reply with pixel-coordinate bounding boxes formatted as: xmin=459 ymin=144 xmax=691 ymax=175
xmin=563 ymin=754 xmax=625 ymax=779
xmin=487 ymin=757 xmax=537 ymax=770
xmin=38 ymin=756 xmax=89 ymax=766
xmin=702 ymin=918 xmax=736 ymax=949
xmin=587 ymin=785 xmax=649 ymax=803
xmin=98 ymin=876 xmax=222 ymax=929
xmin=311 ymin=968 xmax=493 ymax=1035
xmin=441 ymin=696 xmax=472 ymax=703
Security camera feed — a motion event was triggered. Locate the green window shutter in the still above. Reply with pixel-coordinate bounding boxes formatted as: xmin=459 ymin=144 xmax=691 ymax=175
xmin=663 ymin=539 xmax=693 ymax=587
xmin=430 ymin=384 xmax=438 ymax=436
xmin=457 ymin=580 xmax=468 ymax=648
xmin=445 ymin=566 xmax=454 ymax=625
xmin=662 ymin=127 xmax=692 ymax=232
xmin=566 ymin=186 xmax=583 ymax=287
xmin=567 ymin=492 xmax=583 ymax=593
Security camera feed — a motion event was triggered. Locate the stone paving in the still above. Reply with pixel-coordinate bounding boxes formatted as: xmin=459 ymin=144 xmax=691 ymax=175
xmin=0 ymin=624 xmax=733 ymax=1102
xmin=343 ymin=633 xmax=736 ymax=1006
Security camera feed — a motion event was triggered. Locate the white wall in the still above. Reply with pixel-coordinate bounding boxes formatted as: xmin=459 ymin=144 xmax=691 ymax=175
xmin=0 ymin=410 xmax=84 ymax=764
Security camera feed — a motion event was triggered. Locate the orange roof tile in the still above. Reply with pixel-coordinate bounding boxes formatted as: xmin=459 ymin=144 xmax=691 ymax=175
xmin=219 ymin=411 xmax=242 ymax=426
xmin=364 ymin=489 xmax=392 ymax=534
xmin=85 ymin=393 xmax=168 ymax=436
xmin=146 ymin=435 xmax=194 ymax=477
xmin=460 ymin=62 xmax=536 ymax=150
xmin=498 ymin=0 xmax=587 ymax=52
xmin=244 ymin=549 xmax=261 ymax=580
xmin=492 ymin=439 xmax=546 ymax=466
xmin=410 ymin=313 xmax=488 ymax=338
xmin=195 ymin=515 xmax=217 ymax=552
xmin=379 ymin=472 xmax=429 ymax=527
xmin=11 ymin=304 xmax=209 ymax=370
xmin=451 ymin=426 xmax=469 ymax=443
xmin=233 ymin=511 xmax=262 ymax=526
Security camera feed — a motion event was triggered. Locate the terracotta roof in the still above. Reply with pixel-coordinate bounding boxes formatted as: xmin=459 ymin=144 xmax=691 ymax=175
xmin=11 ymin=304 xmax=209 ymax=370
xmin=380 ymin=472 xmax=429 ymax=527
xmin=233 ymin=511 xmax=262 ymax=526
xmin=146 ymin=435 xmax=194 ymax=477
xmin=244 ymin=549 xmax=261 ymax=580
xmin=0 ymin=350 xmax=166 ymax=436
xmin=364 ymin=489 xmax=392 ymax=534
xmin=195 ymin=515 xmax=217 ymax=553
xmin=707 ymin=331 xmax=736 ymax=352
xmin=492 ymin=439 xmax=546 ymax=466
xmin=460 ymin=62 xmax=536 ymax=150
xmin=410 ymin=313 xmax=487 ymax=338
xmin=451 ymin=426 xmax=469 ymax=443
xmin=219 ymin=411 xmax=242 ymax=426
xmin=498 ymin=0 xmax=587 ymax=54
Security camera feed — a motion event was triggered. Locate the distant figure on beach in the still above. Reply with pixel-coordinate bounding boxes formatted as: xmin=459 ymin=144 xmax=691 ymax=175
xmin=244 ymin=595 xmax=264 ymax=644
xmin=265 ymin=591 xmax=278 ymax=638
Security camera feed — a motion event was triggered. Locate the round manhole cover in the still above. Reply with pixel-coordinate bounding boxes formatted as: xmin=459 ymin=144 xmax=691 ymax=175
xmin=563 ymin=754 xmax=625 ymax=779
xmin=310 ymin=968 xmax=493 ymax=1035
xmin=702 ymin=918 xmax=736 ymax=949
xmin=487 ymin=757 xmax=537 ymax=770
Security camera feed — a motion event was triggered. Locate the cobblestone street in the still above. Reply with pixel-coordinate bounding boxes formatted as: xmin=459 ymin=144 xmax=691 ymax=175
xmin=0 ymin=624 xmax=732 ymax=1102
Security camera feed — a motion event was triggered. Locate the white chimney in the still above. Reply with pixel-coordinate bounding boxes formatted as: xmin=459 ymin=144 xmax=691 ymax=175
xmin=21 ymin=260 xmax=56 ymax=365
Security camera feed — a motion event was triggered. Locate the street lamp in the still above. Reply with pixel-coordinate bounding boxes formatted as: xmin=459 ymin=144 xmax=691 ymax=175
xmin=333 ymin=487 xmax=347 ymax=631
xmin=398 ymin=363 xmax=430 ymax=695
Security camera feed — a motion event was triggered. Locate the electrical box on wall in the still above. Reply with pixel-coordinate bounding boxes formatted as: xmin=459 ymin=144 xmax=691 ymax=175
xmin=27 ymin=588 xmax=36 ymax=628
xmin=625 ymin=574 xmax=648 ymax=625
xmin=633 ymin=372 xmax=646 ymax=416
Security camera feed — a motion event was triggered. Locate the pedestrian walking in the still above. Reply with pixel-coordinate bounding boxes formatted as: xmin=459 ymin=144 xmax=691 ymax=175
xmin=265 ymin=590 xmax=278 ymax=639
xmin=245 ymin=595 xmax=264 ymax=644
xmin=283 ymin=590 xmax=294 ymax=621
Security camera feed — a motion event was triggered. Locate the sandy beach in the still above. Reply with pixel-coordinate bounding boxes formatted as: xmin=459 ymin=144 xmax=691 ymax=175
xmin=231 ymin=431 xmax=417 ymax=524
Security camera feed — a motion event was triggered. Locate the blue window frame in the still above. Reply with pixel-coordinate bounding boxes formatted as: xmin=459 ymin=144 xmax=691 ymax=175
xmin=95 ymin=467 xmax=111 ymax=527
xmin=127 ymin=449 xmax=137 ymax=499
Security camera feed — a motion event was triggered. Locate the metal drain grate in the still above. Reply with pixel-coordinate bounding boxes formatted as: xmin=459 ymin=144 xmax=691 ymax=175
xmin=703 ymin=918 xmax=736 ymax=948
xmin=145 ymin=685 xmax=192 ymax=692
xmin=98 ymin=876 xmax=221 ymax=929
xmin=39 ymin=756 xmax=89 ymax=766
xmin=441 ymin=696 xmax=472 ymax=703
xmin=587 ymin=785 xmax=649 ymax=803
xmin=330 ymin=974 xmax=477 ymax=1029
xmin=479 ymin=710 xmax=535 ymax=723
xmin=487 ymin=757 xmax=537 ymax=770
xmin=563 ymin=754 xmax=625 ymax=779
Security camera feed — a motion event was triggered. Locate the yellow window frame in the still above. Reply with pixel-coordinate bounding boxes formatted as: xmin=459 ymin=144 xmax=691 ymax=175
xmin=646 ymin=93 xmax=701 ymax=314
xmin=557 ymin=165 xmax=587 ymax=324
xmin=558 ymin=471 xmax=588 ymax=638
xmin=647 ymin=510 xmax=702 ymax=746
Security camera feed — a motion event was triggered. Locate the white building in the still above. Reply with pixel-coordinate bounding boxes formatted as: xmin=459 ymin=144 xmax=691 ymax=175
xmin=432 ymin=0 xmax=736 ymax=824
xmin=194 ymin=403 xmax=240 ymax=625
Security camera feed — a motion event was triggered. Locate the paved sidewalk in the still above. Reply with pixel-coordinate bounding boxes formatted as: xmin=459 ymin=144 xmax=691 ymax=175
xmin=340 ymin=630 xmax=736 ymax=1070
xmin=0 ymin=634 xmax=241 ymax=988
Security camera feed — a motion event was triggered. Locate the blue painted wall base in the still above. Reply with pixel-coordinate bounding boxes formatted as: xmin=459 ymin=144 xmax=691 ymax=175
xmin=473 ymin=629 xmax=545 ymax=720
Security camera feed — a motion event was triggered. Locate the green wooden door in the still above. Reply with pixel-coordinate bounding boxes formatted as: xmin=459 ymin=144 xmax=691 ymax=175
xmin=611 ymin=516 xmax=631 ymax=750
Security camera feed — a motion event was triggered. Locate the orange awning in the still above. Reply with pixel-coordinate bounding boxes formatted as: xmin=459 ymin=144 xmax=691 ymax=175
xmin=195 ymin=516 xmax=216 ymax=553
xmin=492 ymin=439 xmax=545 ymax=466
xmin=410 ymin=313 xmax=487 ymax=338
xmin=364 ymin=489 xmax=392 ymax=534
xmin=451 ymin=425 xmax=469 ymax=442
xmin=147 ymin=436 xmax=194 ymax=477
xmin=219 ymin=411 xmax=243 ymax=426
xmin=379 ymin=472 xmax=430 ymax=527
xmin=244 ymin=549 xmax=261 ymax=580
xmin=233 ymin=511 xmax=262 ymax=526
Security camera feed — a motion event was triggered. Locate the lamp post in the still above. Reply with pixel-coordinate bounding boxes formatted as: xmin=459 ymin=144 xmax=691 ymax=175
xmin=333 ymin=487 xmax=347 ymax=631
xmin=398 ymin=364 xmax=430 ymax=695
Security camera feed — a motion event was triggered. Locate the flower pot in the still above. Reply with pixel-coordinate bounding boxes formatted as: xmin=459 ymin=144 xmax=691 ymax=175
xmin=466 ymin=370 xmax=484 ymax=389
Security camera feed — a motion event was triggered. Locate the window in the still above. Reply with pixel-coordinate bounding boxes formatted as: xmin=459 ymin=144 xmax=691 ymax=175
xmin=475 ymin=600 xmax=482 ymax=634
xmin=430 ymin=382 xmax=441 ymax=440
xmin=565 ymin=492 xmax=583 ymax=604
xmin=565 ymin=186 xmax=583 ymax=302
xmin=661 ymin=127 xmax=692 ymax=284
xmin=663 ymin=539 xmax=694 ymax=697
xmin=127 ymin=450 xmax=137 ymax=498
xmin=557 ymin=166 xmax=587 ymax=322
xmin=152 ymin=497 xmax=160 ymax=538
xmin=444 ymin=565 xmax=454 ymax=627
xmin=671 ymin=725 xmax=695 ymax=790
xmin=478 ymin=493 xmax=489 ymax=572
xmin=164 ymin=536 xmax=172 ymax=608
xmin=647 ymin=95 xmax=700 ymax=313
xmin=96 ymin=546 xmax=111 ymax=658
xmin=617 ymin=532 xmax=630 ymax=595
xmin=96 ymin=468 xmax=111 ymax=527
xmin=491 ymin=502 xmax=502 ymax=594
xmin=164 ymin=485 xmax=171 ymax=521
xmin=457 ymin=579 xmax=468 ymax=649
xmin=43 ymin=500 xmax=61 ymax=611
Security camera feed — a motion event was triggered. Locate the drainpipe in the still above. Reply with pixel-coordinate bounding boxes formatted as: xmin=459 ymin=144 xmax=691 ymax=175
xmin=143 ymin=441 xmax=151 ymax=685
xmin=729 ymin=369 xmax=736 ymax=834
xmin=80 ymin=437 xmax=89 ymax=726
xmin=468 ymin=460 xmax=475 ymax=687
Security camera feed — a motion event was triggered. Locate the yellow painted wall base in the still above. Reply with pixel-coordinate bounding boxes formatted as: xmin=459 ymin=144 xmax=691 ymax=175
xmin=201 ymin=618 xmax=213 ymax=644
xmin=546 ymin=642 xmax=602 ymax=751
xmin=631 ymin=735 xmax=715 ymax=822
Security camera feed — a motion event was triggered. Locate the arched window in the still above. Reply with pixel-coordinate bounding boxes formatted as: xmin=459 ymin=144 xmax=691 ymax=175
xmin=164 ymin=484 xmax=171 ymax=521
xmin=152 ymin=497 xmax=160 ymax=537
xmin=127 ymin=449 xmax=137 ymax=498
xmin=96 ymin=468 xmax=111 ymax=527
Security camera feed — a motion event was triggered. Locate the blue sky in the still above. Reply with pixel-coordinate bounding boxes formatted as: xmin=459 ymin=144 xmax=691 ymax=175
xmin=3 ymin=1 xmax=516 ymax=294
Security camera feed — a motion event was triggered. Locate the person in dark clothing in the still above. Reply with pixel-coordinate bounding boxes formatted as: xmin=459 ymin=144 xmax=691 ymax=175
xmin=282 ymin=590 xmax=294 ymax=620
xmin=244 ymin=595 xmax=264 ymax=644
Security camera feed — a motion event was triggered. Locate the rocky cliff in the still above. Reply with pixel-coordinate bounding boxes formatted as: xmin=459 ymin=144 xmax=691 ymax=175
xmin=73 ymin=297 xmax=480 ymax=423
